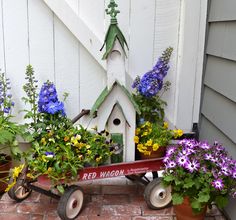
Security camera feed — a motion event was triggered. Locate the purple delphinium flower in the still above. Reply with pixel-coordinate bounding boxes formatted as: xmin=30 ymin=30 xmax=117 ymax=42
xmin=132 ymin=47 xmax=173 ymax=97
xmin=186 ymin=159 xmax=200 ymax=173
xmin=177 ymin=155 xmax=189 ymax=167
xmin=212 ymin=179 xmax=224 ymax=190
xmin=38 ymin=81 xmax=66 ymax=116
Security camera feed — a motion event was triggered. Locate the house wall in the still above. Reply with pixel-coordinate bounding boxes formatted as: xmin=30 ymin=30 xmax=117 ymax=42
xmin=199 ymin=0 xmax=236 ymax=219
xmin=0 ymin=0 xmax=207 ymax=133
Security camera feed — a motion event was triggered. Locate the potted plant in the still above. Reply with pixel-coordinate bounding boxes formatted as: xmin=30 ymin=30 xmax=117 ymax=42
xmin=0 ymin=72 xmax=22 ymax=193
xmin=132 ymin=47 xmax=173 ymax=125
xmin=134 ymin=121 xmax=183 ymax=159
xmin=162 ymin=139 xmax=236 ymax=220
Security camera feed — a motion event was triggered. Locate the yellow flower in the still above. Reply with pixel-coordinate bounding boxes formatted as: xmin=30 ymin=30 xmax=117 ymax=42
xmin=86 ymin=145 xmax=91 ymax=149
xmin=135 ymin=128 xmax=141 ymax=135
xmin=163 ymin=122 xmax=169 ymax=129
xmin=174 ymin=129 xmax=183 ymax=138
xmin=13 ymin=164 xmax=24 ymax=179
xmin=5 ymin=164 xmax=24 ymax=192
xmin=96 ymin=156 xmax=102 ymax=163
xmin=48 ymin=167 xmax=52 ymax=173
xmin=153 ymin=143 xmax=160 ymax=151
xmin=87 ymin=150 xmax=92 ymax=155
xmin=134 ymin=136 xmax=139 ymax=144
xmin=146 ymin=139 xmax=153 ymax=147
xmin=141 ymin=132 xmax=148 ymax=137
xmin=41 ymin=138 xmax=46 ymax=145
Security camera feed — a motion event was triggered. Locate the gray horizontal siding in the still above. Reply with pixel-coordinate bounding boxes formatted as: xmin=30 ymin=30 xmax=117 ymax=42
xmin=207 ymin=22 xmax=236 ymax=61
xmin=204 ymin=55 xmax=236 ymax=102
xmin=209 ymin=0 xmax=236 ymax=22
xmin=200 ymin=116 xmax=236 ymax=159
xmin=201 ymin=86 xmax=236 ymax=144
xmin=201 ymin=2 xmax=236 ymax=218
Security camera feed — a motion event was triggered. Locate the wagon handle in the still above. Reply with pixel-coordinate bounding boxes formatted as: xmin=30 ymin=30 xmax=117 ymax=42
xmin=71 ymin=109 xmax=90 ymax=124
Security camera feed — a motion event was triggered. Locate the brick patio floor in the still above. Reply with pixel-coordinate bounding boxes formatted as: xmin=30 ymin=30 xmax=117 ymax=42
xmin=0 ymin=177 xmax=227 ymax=220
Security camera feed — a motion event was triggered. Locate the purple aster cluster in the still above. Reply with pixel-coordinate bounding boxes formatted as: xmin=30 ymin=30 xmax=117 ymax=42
xmin=0 ymin=73 xmax=14 ymax=116
xmin=163 ymin=139 xmax=236 ymax=197
xmin=132 ymin=47 xmax=173 ymax=97
xmin=38 ymin=81 xmax=65 ymax=116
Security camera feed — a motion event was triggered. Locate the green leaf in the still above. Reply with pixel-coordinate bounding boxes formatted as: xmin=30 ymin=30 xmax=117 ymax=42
xmin=172 ymin=193 xmax=184 ymax=205
xmin=163 ymin=174 xmax=175 ymax=182
xmin=198 ymin=191 xmax=210 ymax=203
xmin=57 ymin=185 xmax=65 ymax=194
xmin=191 ymin=200 xmax=202 ymax=211
xmin=215 ymin=195 xmax=228 ymax=209
xmin=183 ymin=178 xmax=195 ymax=189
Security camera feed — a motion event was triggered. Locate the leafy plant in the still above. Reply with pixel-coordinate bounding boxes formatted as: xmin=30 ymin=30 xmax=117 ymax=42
xmin=0 ymin=72 xmax=22 ymax=161
xmin=162 ymin=139 xmax=236 ymax=213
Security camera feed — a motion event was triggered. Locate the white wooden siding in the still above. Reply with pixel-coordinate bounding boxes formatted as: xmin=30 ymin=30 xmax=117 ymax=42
xmin=0 ymin=0 xmax=207 ymax=132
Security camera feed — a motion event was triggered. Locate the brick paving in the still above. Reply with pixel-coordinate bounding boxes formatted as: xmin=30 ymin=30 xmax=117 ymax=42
xmin=0 ymin=177 xmax=227 ymax=220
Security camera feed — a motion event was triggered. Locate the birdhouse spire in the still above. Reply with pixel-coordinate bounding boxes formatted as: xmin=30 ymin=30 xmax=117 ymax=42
xmin=100 ymin=0 xmax=128 ymax=60
xmin=105 ymin=0 xmax=120 ymax=25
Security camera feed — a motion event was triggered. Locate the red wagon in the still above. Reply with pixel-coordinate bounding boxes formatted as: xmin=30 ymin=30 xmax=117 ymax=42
xmin=8 ymin=158 xmax=171 ymax=220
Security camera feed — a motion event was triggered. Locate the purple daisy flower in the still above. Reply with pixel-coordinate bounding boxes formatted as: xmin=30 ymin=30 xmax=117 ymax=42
xmin=199 ymin=141 xmax=211 ymax=150
xmin=163 ymin=156 xmax=170 ymax=164
xmin=212 ymin=179 xmax=224 ymax=190
xmin=167 ymin=161 xmax=177 ymax=168
xmin=166 ymin=146 xmax=176 ymax=156
xmin=186 ymin=159 xmax=200 ymax=173
xmin=177 ymin=155 xmax=189 ymax=167
xmin=221 ymin=166 xmax=232 ymax=176
xmin=204 ymin=153 xmax=214 ymax=161
xmin=232 ymin=170 xmax=236 ymax=179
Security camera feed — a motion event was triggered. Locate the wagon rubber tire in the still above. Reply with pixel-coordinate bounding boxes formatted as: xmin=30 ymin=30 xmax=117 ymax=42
xmin=57 ymin=185 xmax=84 ymax=220
xmin=8 ymin=177 xmax=32 ymax=202
xmin=144 ymin=177 xmax=172 ymax=209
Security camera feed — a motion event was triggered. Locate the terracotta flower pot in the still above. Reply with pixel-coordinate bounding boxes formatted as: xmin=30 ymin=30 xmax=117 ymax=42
xmin=174 ymin=197 xmax=207 ymax=220
xmin=139 ymin=146 xmax=166 ymax=160
xmin=0 ymin=155 xmax=12 ymax=193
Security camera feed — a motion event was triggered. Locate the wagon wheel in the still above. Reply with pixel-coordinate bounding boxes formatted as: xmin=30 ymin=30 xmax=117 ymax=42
xmin=8 ymin=171 xmax=32 ymax=202
xmin=57 ymin=185 xmax=84 ymax=220
xmin=144 ymin=177 xmax=172 ymax=209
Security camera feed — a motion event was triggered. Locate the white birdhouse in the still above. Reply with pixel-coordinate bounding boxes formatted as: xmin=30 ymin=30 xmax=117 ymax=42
xmin=90 ymin=0 xmax=140 ymax=162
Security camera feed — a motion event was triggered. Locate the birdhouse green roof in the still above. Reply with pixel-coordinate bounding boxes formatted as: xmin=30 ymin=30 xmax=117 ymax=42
xmin=90 ymin=81 xmax=140 ymax=117
xmin=100 ymin=0 xmax=128 ymax=60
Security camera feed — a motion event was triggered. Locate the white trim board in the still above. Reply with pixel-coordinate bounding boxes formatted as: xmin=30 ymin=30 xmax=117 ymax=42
xmin=43 ymin=0 xmax=106 ymax=70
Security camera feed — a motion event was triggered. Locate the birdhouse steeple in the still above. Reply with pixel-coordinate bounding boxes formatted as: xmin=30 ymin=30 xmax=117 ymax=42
xmin=101 ymin=0 xmax=128 ymax=89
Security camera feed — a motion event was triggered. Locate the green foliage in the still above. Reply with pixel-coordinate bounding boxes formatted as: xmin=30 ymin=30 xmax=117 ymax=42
xmin=133 ymin=93 xmax=167 ymax=125
xmin=0 ymin=72 xmax=22 ymax=162
xmin=21 ymin=65 xmax=41 ymax=140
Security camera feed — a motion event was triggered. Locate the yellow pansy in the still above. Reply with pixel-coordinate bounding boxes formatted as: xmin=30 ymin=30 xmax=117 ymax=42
xmin=163 ymin=122 xmax=169 ymax=129
xmin=41 ymin=138 xmax=46 ymax=145
xmin=134 ymin=136 xmax=139 ymax=144
xmin=153 ymin=143 xmax=160 ymax=151
xmin=135 ymin=128 xmax=141 ymax=135
xmin=146 ymin=139 xmax=153 ymax=147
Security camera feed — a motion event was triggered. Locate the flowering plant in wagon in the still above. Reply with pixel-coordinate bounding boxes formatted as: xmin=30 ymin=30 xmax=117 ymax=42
xmin=162 ymin=139 xmax=236 ymax=213
xmin=10 ymin=79 xmax=113 ymax=193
